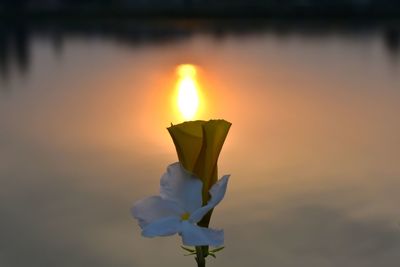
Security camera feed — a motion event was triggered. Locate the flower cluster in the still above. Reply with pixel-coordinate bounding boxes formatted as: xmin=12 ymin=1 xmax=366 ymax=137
xmin=131 ymin=120 xmax=231 ymax=248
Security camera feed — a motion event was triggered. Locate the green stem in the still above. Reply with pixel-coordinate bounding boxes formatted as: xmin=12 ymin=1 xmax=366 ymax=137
xmin=195 ymin=246 xmax=206 ymax=267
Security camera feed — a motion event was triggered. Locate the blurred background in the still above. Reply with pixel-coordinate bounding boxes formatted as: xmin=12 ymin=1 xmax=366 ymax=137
xmin=1 ymin=1 xmax=400 ymax=267
xmin=1 ymin=0 xmax=400 ymax=16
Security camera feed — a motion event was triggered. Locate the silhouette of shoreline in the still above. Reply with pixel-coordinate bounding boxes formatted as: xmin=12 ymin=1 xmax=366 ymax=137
xmin=1 ymin=10 xmax=400 ymax=19
xmin=1 ymin=18 xmax=399 ymax=83
xmin=1 ymin=0 xmax=400 ymax=19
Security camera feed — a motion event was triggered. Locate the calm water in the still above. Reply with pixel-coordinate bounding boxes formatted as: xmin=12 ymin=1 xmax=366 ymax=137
xmin=1 ymin=19 xmax=400 ymax=267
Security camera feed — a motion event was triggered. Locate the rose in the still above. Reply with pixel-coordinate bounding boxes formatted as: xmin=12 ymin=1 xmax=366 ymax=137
xmin=168 ymin=120 xmax=231 ymax=227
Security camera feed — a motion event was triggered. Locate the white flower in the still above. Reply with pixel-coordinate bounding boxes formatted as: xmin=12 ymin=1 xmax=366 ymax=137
xmin=131 ymin=162 xmax=229 ymax=247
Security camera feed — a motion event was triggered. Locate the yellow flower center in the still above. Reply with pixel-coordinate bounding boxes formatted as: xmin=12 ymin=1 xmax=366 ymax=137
xmin=180 ymin=212 xmax=190 ymax=221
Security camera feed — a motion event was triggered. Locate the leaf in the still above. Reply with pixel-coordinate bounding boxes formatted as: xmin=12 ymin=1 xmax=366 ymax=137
xmin=184 ymin=252 xmax=197 ymax=256
xmin=181 ymin=246 xmax=195 ymax=253
xmin=208 ymin=252 xmax=216 ymax=258
xmin=210 ymin=246 xmax=225 ymax=253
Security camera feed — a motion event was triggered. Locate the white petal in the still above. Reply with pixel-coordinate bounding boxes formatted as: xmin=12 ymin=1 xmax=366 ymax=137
xmin=142 ymin=216 xmax=182 ymax=237
xmin=159 ymin=162 xmax=203 ymax=213
xmin=132 ymin=196 xmax=183 ymax=228
xmin=180 ymin=221 xmax=224 ymax=247
xmin=189 ymin=175 xmax=230 ymax=223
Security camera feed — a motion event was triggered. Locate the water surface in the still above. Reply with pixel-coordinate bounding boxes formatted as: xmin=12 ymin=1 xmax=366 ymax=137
xmin=1 ymin=19 xmax=400 ymax=267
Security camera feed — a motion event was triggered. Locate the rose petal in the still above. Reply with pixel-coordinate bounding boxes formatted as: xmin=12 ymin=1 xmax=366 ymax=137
xmin=189 ymin=175 xmax=230 ymax=223
xmin=168 ymin=121 xmax=206 ymax=172
xmin=132 ymin=196 xmax=183 ymax=228
xmin=142 ymin=216 xmax=182 ymax=237
xmin=160 ymin=163 xmax=203 ymax=213
xmin=180 ymin=221 xmax=224 ymax=247
xmin=192 ymin=120 xmax=231 ymax=201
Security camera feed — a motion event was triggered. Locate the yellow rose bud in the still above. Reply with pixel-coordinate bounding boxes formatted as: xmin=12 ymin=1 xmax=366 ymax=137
xmin=168 ymin=119 xmax=231 ymax=227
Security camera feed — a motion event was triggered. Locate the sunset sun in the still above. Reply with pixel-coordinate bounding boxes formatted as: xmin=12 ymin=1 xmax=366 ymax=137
xmin=176 ymin=64 xmax=200 ymax=120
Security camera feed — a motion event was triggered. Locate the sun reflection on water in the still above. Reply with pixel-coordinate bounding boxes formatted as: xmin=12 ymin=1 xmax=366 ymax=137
xmin=175 ymin=64 xmax=201 ymax=121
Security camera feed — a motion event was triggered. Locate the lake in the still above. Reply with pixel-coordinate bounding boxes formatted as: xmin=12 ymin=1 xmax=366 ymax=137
xmin=1 ymin=19 xmax=400 ymax=267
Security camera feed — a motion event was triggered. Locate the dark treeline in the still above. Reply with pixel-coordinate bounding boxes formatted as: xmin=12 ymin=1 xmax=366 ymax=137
xmin=1 ymin=0 xmax=400 ymax=17
xmin=1 ymin=18 xmax=399 ymax=83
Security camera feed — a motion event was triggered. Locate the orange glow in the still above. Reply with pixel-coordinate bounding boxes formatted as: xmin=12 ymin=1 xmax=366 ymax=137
xmin=175 ymin=64 xmax=200 ymax=120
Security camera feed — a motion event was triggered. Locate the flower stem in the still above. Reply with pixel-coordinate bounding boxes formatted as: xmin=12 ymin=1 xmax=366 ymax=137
xmin=195 ymin=246 xmax=206 ymax=267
